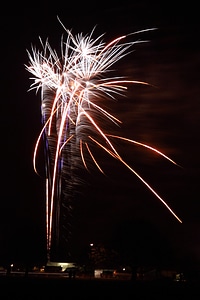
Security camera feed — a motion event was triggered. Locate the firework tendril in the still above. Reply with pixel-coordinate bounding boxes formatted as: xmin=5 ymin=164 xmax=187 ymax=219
xmin=25 ymin=19 xmax=182 ymax=259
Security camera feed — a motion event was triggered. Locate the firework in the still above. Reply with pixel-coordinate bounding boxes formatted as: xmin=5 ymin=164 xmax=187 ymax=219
xmin=26 ymin=19 xmax=182 ymax=259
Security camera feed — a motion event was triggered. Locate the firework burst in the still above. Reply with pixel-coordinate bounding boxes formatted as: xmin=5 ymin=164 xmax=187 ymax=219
xmin=25 ymin=19 xmax=182 ymax=259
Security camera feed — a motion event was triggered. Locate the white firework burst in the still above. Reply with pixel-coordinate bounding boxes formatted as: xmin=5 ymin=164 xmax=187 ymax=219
xmin=25 ymin=19 xmax=182 ymax=257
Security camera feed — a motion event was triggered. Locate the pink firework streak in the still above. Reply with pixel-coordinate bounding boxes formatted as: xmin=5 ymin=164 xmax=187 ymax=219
xmin=25 ymin=19 xmax=182 ymax=255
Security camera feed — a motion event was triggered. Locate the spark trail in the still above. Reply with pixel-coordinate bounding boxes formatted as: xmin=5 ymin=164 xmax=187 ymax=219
xmin=26 ymin=20 xmax=182 ymax=258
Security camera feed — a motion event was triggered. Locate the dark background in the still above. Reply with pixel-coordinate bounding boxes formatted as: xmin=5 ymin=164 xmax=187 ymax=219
xmin=1 ymin=1 xmax=200 ymax=268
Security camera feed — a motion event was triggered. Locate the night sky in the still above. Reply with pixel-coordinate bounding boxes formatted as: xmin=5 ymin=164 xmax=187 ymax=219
xmin=1 ymin=2 xmax=200 ymax=267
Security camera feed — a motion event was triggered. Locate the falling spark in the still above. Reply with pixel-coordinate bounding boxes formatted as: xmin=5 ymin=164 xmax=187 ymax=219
xmin=26 ymin=20 xmax=182 ymax=256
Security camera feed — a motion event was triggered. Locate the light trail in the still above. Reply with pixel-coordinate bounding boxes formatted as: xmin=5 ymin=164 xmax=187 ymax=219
xmin=26 ymin=21 xmax=182 ymax=256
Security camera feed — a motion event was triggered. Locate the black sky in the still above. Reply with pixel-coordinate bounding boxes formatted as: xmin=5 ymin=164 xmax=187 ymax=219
xmin=1 ymin=1 xmax=200 ymax=266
